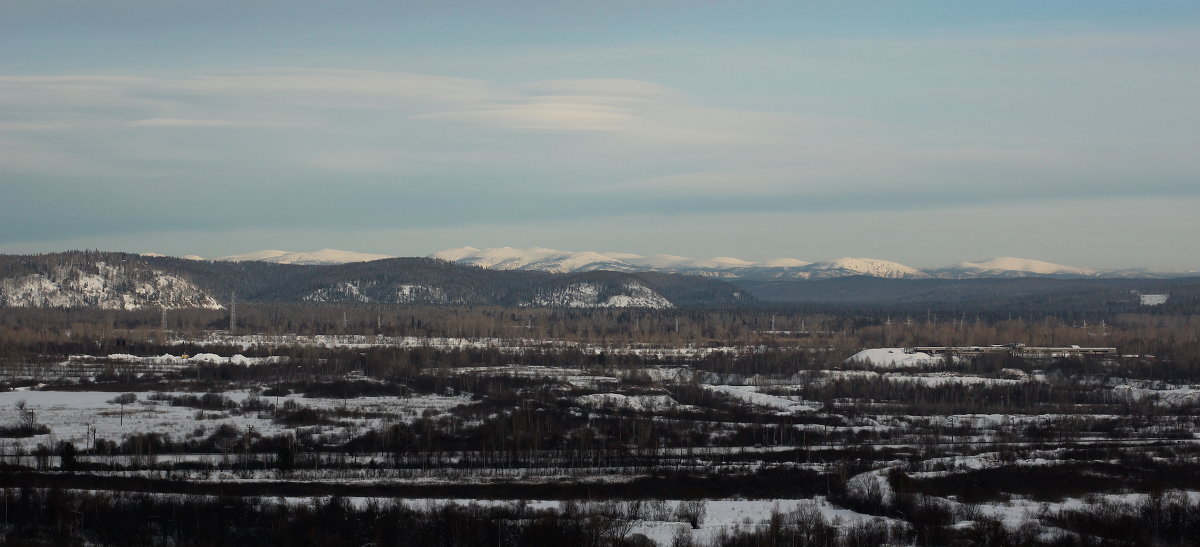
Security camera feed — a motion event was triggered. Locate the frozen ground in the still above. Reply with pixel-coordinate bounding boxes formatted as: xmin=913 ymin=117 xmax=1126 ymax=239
xmin=0 ymin=389 xmax=474 ymax=450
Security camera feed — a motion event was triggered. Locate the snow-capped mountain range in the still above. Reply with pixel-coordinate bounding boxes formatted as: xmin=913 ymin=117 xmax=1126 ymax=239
xmin=159 ymin=247 xmax=1188 ymax=280
xmin=429 ymin=247 xmax=1106 ymax=280
xmin=213 ymin=249 xmax=393 ymax=265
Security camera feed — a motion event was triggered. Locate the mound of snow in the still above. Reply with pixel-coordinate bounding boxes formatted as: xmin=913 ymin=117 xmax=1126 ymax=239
xmin=846 ymin=348 xmax=941 ymax=368
xmin=104 ymin=353 xmax=141 ymax=362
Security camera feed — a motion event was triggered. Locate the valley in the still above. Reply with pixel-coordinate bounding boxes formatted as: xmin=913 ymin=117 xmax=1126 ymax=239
xmin=0 ymin=296 xmax=1197 ymax=545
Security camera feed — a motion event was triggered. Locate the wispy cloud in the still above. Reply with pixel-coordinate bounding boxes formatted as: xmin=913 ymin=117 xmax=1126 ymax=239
xmin=128 ymin=118 xmax=248 ymax=128
xmin=415 ymin=100 xmax=636 ymax=132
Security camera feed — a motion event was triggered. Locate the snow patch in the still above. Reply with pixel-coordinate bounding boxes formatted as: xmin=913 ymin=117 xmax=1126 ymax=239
xmin=1140 ymin=294 xmax=1168 ymax=306
xmin=396 ymin=284 xmax=449 ymax=304
xmin=522 ymin=282 xmax=673 ymax=308
xmin=574 ymin=393 xmax=680 ymax=412
xmin=304 ymin=281 xmax=371 ymax=303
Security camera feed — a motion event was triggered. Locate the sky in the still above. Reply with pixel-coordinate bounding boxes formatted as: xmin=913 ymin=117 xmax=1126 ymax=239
xmin=2 ymin=1 xmax=1199 ymax=270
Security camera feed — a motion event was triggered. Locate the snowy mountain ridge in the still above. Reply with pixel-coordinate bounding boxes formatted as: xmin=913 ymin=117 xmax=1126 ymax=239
xmin=430 ymin=247 xmax=1178 ymax=280
xmin=931 ymin=257 xmax=1097 ymax=277
xmin=0 ymin=251 xmax=747 ymax=309
xmin=215 ymin=249 xmax=393 ymax=265
xmin=431 ymin=247 xmax=819 ymax=277
xmin=142 ymin=247 xmax=1186 ymax=280
xmin=800 ymin=257 xmax=928 ymax=279
xmin=430 ymin=247 xmax=983 ymax=280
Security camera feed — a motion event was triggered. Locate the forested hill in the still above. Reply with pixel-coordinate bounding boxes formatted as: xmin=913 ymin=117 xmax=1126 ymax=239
xmin=0 ymin=251 xmax=750 ymax=310
xmin=736 ymin=276 xmax=1200 ymax=316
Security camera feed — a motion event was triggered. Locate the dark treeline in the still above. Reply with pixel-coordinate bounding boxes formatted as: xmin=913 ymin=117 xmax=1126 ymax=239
xmin=3 ymin=485 xmax=1189 ymax=546
xmin=738 ymin=275 xmax=1200 ymax=317
xmin=0 ymin=488 xmax=664 ymax=547
xmin=1 ymin=305 xmax=1199 ymax=367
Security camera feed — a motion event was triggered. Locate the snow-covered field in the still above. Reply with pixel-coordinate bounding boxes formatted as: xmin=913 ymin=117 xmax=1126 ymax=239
xmin=0 ymin=389 xmax=474 ymax=450
xmin=4 ymin=332 xmax=1197 ymax=546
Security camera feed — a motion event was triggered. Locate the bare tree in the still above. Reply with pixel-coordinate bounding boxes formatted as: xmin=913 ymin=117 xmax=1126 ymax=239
xmin=15 ymin=399 xmax=37 ymax=431
xmin=109 ymin=393 xmax=137 ymax=426
xmin=675 ymin=500 xmax=706 ymax=529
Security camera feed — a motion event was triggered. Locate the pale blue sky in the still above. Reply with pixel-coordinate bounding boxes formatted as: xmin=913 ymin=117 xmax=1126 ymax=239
xmin=2 ymin=1 xmax=1198 ymax=269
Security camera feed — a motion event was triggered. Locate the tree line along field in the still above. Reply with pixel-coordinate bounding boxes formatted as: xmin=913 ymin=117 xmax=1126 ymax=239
xmin=0 ymin=305 xmax=1198 ymax=545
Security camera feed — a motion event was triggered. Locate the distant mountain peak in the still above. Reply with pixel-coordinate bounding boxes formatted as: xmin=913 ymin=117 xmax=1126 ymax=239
xmin=429 ymin=246 xmax=483 ymax=262
xmin=215 ymin=249 xmax=393 ymax=265
xmin=804 ymin=257 xmax=927 ymax=279
xmin=432 ymin=246 xmax=637 ymax=273
xmin=935 ymin=256 xmax=1097 ymax=277
xmin=759 ymin=258 xmax=812 ymax=268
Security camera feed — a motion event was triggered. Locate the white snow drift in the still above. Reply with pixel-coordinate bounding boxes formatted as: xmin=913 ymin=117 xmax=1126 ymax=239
xmin=845 ymin=348 xmax=942 ymax=368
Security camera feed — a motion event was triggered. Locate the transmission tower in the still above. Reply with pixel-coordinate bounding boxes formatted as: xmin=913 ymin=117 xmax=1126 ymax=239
xmin=229 ymin=291 xmax=237 ymax=332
